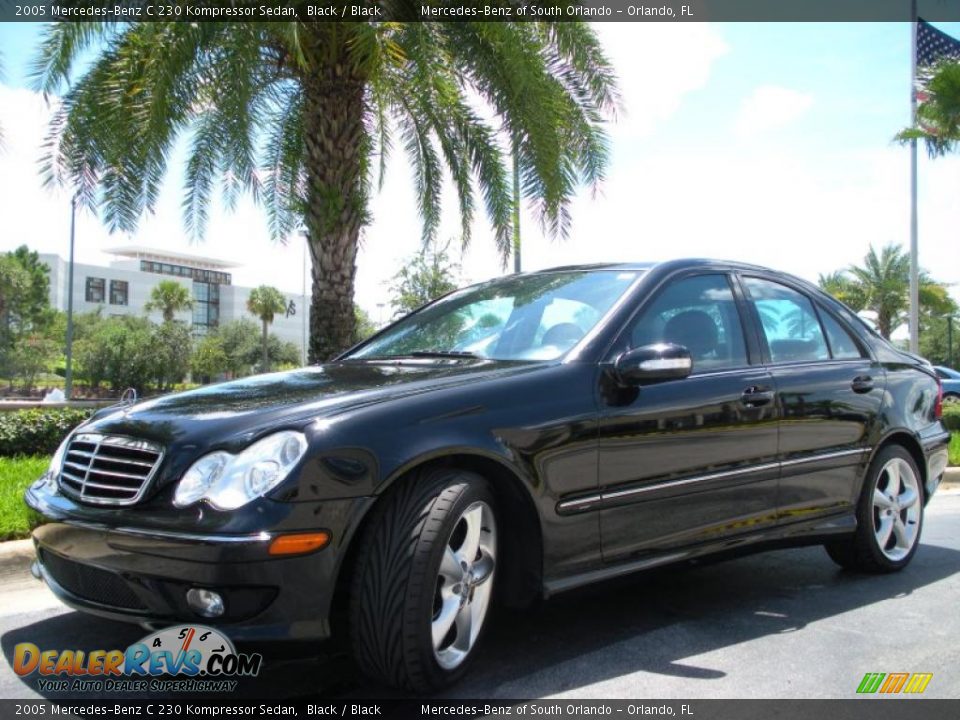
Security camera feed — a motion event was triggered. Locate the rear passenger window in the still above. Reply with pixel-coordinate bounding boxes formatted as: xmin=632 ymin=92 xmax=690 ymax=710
xmin=818 ymin=309 xmax=864 ymax=359
xmin=744 ymin=278 xmax=829 ymax=364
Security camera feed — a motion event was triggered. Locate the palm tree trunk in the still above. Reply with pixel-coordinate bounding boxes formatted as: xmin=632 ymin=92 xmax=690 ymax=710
xmin=302 ymin=55 xmax=366 ymax=363
xmin=261 ymin=319 xmax=269 ymax=373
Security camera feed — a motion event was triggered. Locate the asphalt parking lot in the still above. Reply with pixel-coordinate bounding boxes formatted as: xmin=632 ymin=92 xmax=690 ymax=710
xmin=2 ymin=489 xmax=959 ymax=700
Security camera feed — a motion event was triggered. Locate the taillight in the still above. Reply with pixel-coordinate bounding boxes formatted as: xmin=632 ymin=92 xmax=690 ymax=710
xmin=935 ymin=378 xmax=944 ymax=419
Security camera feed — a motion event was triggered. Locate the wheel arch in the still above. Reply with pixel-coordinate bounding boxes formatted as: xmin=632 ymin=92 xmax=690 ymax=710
xmin=865 ymin=430 xmax=928 ymax=491
xmin=329 ymin=449 xmax=544 ymax=639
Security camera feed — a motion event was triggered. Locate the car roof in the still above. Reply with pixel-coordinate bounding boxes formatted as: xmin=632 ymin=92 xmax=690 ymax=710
xmin=534 ymin=258 xmax=795 ymax=276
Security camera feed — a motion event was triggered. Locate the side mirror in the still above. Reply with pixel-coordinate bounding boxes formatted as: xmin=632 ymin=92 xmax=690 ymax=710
xmin=613 ymin=343 xmax=693 ymax=386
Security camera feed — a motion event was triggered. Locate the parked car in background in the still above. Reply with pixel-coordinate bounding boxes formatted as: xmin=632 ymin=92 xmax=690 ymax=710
xmin=26 ymin=259 xmax=950 ymax=692
xmin=934 ymin=366 xmax=960 ymax=404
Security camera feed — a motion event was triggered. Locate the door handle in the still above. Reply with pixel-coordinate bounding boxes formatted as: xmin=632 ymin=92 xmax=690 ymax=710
xmin=741 ymin=386 xmax=775 ymax=407
xmin=851 ymin=375 xmax=874 ymax=393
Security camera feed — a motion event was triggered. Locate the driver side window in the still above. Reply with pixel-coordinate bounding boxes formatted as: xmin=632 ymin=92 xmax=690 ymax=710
xmin=624 ymin=274 xmax=749 ymax=373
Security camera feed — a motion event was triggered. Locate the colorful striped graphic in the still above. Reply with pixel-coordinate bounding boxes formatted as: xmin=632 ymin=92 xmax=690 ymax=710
xmin=857 ymin=672 xmax=932 ymax=694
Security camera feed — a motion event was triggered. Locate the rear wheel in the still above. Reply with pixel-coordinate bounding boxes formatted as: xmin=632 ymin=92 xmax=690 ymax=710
xmin=825 ymin=444 xmax=923 ymax=573
xmin=943 ymin=392 xmax=960 ymax=406
xmin=350 ymin=467 xmax=497 ymax=692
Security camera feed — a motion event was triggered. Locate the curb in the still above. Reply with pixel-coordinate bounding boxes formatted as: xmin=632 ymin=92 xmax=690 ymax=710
xmin=941 ymin=467 xmax=960 ymax=489
xmin=0 ymin=538 xmax=34 ymax=577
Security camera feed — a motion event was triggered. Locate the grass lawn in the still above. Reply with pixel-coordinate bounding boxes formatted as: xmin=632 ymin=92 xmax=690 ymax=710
xmin=950 ymin=433 xmax=960 ymax=468
xmin=0 ymin=456 xmax=48 ymax=541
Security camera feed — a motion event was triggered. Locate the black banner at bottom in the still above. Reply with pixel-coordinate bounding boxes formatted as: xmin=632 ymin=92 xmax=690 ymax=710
xmin=0 ymin=699 xmax=956 ymax=720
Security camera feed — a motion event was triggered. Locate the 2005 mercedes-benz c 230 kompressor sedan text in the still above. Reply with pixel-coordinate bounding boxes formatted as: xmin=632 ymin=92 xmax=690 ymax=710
xmin=26 ymin=259 xmax=950 ymax=691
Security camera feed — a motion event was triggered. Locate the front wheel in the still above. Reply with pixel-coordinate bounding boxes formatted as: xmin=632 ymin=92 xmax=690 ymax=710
xmin=825 ymin=444 xmax=924 ymax=573
xmin=350 ymin=468 xmax=498 ymax=692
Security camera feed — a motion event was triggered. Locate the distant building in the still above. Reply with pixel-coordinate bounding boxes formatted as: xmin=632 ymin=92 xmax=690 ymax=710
xmin=40 ymin=246 xmax=308 ymax=358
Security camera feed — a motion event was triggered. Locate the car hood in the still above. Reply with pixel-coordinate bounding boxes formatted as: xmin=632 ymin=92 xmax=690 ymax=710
xmin=79 ymin=358 xmax=537 ymax=450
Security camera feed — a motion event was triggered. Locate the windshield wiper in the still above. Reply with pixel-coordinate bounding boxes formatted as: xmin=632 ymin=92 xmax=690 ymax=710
xmin=407 ymin=350 xmax=479 ymax=359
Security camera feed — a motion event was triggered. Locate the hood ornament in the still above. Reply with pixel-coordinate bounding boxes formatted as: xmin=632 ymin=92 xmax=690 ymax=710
xmin=120 ymin=387 xmax=138 ymax=406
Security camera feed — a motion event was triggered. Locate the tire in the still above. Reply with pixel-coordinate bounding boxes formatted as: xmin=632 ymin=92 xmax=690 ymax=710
xmin=943 ymin=392 xmax=960 ymax=406
xmin=825 ymin=444 xmax=924 ymax=573
xmin=349 ymin=467 xmax=498 ymax=692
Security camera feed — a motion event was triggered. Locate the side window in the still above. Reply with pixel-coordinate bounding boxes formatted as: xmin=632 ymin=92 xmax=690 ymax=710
xmin=818 ymin=307 xmax=865 ymax=359
xmin=625 ymin=274 xmax=748 ymax=372
xmin=744 ymin=278 xmax=829 ymax=363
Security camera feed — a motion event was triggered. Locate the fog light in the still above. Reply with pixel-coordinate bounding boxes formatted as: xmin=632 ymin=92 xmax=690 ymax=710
xmin=186 ymin=588 xmax=225 ymax=618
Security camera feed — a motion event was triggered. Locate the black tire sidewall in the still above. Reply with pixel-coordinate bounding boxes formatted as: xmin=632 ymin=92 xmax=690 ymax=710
xmin=407 ymin=472 xmax=497 ymax=689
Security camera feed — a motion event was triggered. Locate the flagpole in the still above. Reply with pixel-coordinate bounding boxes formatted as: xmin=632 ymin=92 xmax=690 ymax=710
xmin=909 ymin=0 xmax=920 ymax=354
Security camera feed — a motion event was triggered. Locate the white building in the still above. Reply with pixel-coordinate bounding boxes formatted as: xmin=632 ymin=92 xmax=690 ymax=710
xmin=41 ymin=246 xmax=309 ymax=359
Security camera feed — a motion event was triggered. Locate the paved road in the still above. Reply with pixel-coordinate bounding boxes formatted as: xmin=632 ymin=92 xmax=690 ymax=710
xmin=2 ymin=490 xmax=959 ymax=700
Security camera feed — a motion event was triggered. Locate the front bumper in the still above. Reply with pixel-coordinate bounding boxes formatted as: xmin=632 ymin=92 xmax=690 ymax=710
xmin=25 ymin=486 xmax=373 ymax=642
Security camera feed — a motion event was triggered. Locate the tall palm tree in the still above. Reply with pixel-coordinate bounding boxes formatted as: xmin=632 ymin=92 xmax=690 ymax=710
xmin=144 ymin=279 xmax=194 ymax=323
xmin=819 ymin=245 xmax=955 ymax=339
xmin=33 ymin=21 xmax=618 ymax=361
xmin=246 ymin=285 xmax=288 ymax=372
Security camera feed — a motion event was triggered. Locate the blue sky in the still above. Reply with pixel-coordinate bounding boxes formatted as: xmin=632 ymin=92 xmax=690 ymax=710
xmin=2 ymin=21 xmax=959 ymax=326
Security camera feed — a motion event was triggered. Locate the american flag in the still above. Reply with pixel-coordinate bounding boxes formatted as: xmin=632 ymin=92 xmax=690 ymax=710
xmin=917 ymin=19 xmax=960 ymax=68
xmin=915 ymin=20 xmax=960 ymax=107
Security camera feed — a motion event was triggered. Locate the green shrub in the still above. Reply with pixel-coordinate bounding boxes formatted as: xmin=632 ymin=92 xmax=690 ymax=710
xmin=942 ymin=404 xmax=960 ymax=431
xmin=0 ymin=407 xmax=93 ymax=457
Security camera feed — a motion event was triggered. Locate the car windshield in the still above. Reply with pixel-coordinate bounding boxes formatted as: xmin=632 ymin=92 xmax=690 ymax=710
xmin=348 ymin=270 xmax=641 ymax=362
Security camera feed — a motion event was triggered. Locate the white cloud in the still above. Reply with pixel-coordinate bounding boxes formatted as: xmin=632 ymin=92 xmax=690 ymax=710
xmin=734 ymin=85 xmax=814 ymax=138
xmin=595 ymin=22 xmax=730 ymax=138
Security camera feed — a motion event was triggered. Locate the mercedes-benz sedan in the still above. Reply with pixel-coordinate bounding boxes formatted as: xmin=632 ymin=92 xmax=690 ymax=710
xmin=26 ymin=259 xmax=949 ymax=691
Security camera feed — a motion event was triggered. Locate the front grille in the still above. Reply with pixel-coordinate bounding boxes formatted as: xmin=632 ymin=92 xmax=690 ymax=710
xmin=39 ymin=549 xmax=146 ymax=610
xmin=58 ymin=433 xmax=163 ymax=506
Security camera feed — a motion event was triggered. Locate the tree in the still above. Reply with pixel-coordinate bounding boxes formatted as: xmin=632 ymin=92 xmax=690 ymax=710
xmin=150 ymin=321 xmax=193 ymax=391
xmin=246 ymin=285 xmax=288 ymax=372
xmin=10 ymin=333 xmax=58 ymax=393
xmin=898 ymin=60 xmax=960 ymax=156
xmin=144 ymin=279 xmax=194 ymax=323
xmin=35 ymin=21 xmax=618 ymax=361
xmin=389 ymin=238 xmax=460 ymax=318
xmin=354 ymin=305 xmax=377 ymax=344
xmin=217 ymin=319 xmax=263 ymax=378
xmin=818 ymin=244 xmax=956 ymax=339
xmin=75 ymin=316 xmax=155 ymax=394
xmin=192 ymin=333 xmax=229 ymax=380
xmin=0 ymin=246 xmax=53 ymax=382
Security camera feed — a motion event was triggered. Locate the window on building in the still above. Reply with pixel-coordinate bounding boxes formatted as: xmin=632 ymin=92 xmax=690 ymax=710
xmin=85 ymin=277 xmax=105 ymax=303
xmin=109 ymin=280 xmax=129 ymax=306
xmin=192 ymin=281 xmax=220 ymax=333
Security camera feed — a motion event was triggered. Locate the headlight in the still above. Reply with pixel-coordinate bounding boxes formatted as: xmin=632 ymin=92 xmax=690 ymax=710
xmin=31 ymin=436 xmax=70 ymax=494
xmin=173 ymin=431 xmax=308 ymax=510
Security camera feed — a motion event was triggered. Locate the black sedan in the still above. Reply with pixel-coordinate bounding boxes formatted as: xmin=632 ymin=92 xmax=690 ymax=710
xmin=25 ymin=259 xmax=950 ymax=691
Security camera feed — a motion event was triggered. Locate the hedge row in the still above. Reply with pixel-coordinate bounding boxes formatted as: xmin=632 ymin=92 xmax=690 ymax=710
xmin=0 ymin=408 xmax=93 ymax=457
xmin=942 ymin=404 xmax=960 ymax=431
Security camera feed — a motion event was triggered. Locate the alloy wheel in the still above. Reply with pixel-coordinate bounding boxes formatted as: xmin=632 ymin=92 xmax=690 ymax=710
xmin=872 ymin=457 xmax=921 ymax=561
xmin=431 ymin=501 xmax=497 ymax=670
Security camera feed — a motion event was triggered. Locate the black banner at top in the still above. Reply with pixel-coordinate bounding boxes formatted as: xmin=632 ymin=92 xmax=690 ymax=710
xmin=4 ymin=0 xmax=960 ymax=23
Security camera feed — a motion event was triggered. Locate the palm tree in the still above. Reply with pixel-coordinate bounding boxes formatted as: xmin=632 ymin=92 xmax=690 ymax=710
xmin=818 ymin=245 xmax=955 ymax=339
xmin=246 ymin=285 xmax=288 ymax=372
xmin=144 ymin=279 xmax=194 ymax=323
xmin=898 ymin=60 xmax=960 ymax=156
xmin=32 ymin=21 xmax=618 ymax=361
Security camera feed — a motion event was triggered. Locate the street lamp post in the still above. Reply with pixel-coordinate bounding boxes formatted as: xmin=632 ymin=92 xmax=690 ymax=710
xmin=64 ymin=194 xmax=77 ymax=401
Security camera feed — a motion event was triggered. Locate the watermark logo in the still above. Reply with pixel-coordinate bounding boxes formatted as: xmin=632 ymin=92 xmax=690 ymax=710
xmin=13 ymin=624 xmax=262 ymax=693
xmin=857 ymin=672 xmax=933 ymax=694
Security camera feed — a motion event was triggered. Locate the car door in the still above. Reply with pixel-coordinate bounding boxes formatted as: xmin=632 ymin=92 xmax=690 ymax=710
xmin=596 ymin=272 xmax=780 ymax=562
xmin=739 ymin=275 xmax=884 ymax=524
